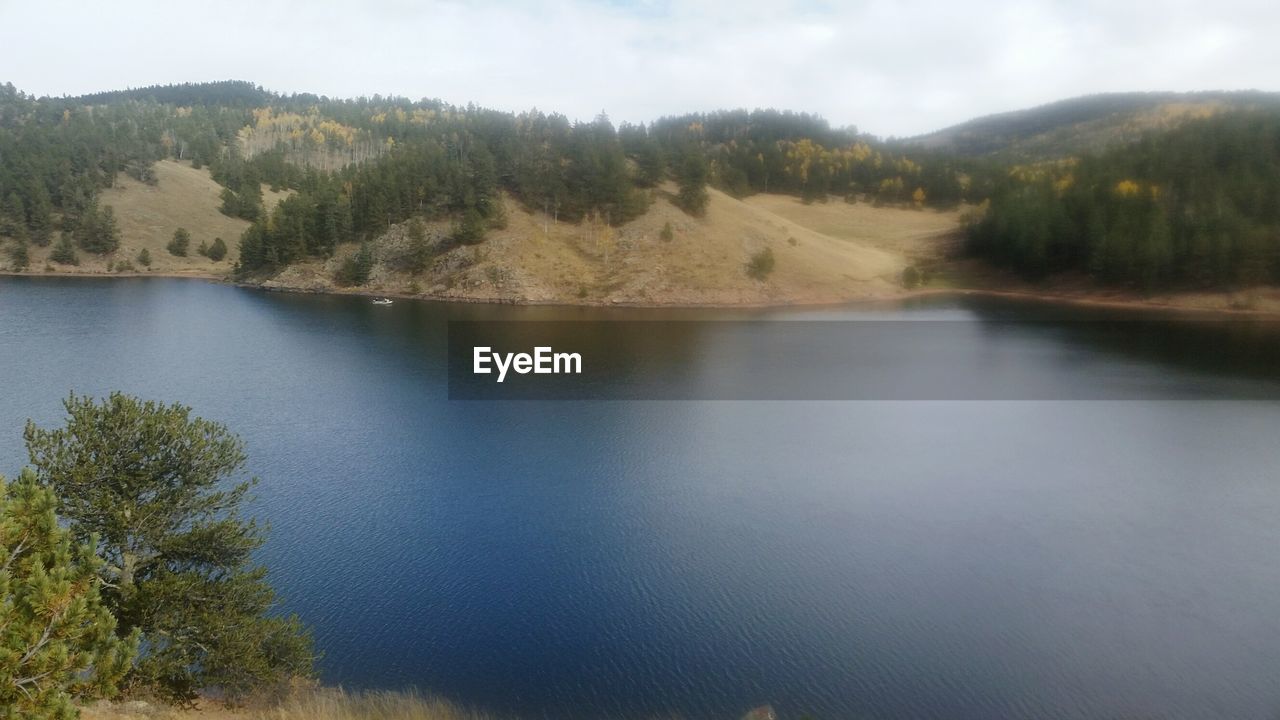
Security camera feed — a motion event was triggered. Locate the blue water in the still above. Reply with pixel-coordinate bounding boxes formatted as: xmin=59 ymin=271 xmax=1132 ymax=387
xmin=3 ymin=277 xmax=1280 ymax=719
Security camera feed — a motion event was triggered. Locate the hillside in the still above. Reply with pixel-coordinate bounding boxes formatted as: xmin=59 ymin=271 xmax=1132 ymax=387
xmin=264 ymin=187 xmax=960 ymax=305
xmin=2 ymin=160 xmax=286 ymax=276
xmin=1 ymin=154 xmax=959 ymax=304
xmin=903 ymin=91 xmax=1280 ymax=160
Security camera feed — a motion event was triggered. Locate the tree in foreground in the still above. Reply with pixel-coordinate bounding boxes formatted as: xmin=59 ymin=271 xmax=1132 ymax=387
xmin=1 ymin=470 xmax=137 ymax=719
xmin=24 ymin=394 xmax=314 ymax=705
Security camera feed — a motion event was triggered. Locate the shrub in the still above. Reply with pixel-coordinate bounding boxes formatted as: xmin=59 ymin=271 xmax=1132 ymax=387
xmin=208 ymin=237 xmax=228 ymax=262
xmin=746 ymin=247 xmax=775 ymax=280
xmin=334 ymin=243 xmax=375 ymax=286
xmin=50 ymin=233 xmax=79 ymax=265
xmin=137 ymin=248 xmax=152 ymax=267
xmin=7 ymin=239 xmax=30 ymax=270
xmin=659 ymin=221 xmax=673 ymax=242
xmin=902 ymin=265 xmax=922 ymax=289
xmin=167 ymin=228 xmax=191 ymax=257
xmin=451 ymin=209 xmax=486 ymax=246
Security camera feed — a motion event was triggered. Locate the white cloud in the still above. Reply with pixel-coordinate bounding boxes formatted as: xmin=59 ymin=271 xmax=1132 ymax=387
xmin=1 ymin=0 xmax=1276 ymax=136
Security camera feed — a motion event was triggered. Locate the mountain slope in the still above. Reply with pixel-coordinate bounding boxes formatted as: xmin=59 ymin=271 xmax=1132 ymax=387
xmin=903 ymin=91 xmax=1280 ymax=160
xmin=262 ymin=187 xmax=960 ymax=305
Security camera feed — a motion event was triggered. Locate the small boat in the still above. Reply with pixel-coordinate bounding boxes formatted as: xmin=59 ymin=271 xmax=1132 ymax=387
xmin=372 ymin=297 xmax=393 ymax=306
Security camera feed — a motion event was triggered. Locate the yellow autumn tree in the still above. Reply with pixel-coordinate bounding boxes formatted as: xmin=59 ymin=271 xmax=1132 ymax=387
xmin=1114 ymin=179 xmax=1141 ymax=197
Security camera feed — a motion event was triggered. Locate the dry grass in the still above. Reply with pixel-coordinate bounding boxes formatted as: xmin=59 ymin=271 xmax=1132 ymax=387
xmin=81 ymin=689 xmax=494 ymax=720
xmin=265 ymin=187 xmax=963 ymax=306
xmin=12 ymin=159 xmax=288 ymax=277
xmin=741 ymin=194 xmax=962 ymax=262
xmin=6 ymin=161 xmax=964 ymax=306
xmin=250 ymin=688 xmax=495 ymax=720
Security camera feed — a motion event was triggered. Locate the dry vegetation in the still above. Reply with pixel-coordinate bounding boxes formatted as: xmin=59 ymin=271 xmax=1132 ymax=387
xmin=266 ymin=185 xmax=962 ymax=306
xmin=81 ymin=689 xmax=495 ymax=720
xmin=4 ymin=160 xmax=286 ymax=276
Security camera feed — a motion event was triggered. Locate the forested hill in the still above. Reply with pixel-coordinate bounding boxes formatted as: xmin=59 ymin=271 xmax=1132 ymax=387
xmin=0 ymin=80 xmax=983 ymax=280
xmin=903 ymin=91 xmax=1280 ymax=161
xmin=4 ymin=81 xmax=1280 ymax=301
xmin=967 ymin=110 xmax=1280 ymax=289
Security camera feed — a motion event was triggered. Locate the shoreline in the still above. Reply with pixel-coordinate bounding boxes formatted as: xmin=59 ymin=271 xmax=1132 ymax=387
xmin=5 ymin=268 xmax=1280 ymax=318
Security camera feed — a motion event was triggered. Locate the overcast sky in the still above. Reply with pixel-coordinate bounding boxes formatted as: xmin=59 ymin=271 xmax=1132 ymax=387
xmin=1 ymin=0 xmax=1276 ymax=137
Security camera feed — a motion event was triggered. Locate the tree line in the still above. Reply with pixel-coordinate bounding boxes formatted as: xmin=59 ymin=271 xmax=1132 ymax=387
xmin=2 ymin=81 xmax=977 ymax=281
xmin=967 ymin=111 xmax=1280 ymax=289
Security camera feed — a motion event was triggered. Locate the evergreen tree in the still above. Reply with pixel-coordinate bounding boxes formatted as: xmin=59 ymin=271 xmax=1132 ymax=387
xmin=334 ymin=242 xmax=375 ymax=286
xmin=2 ymin=192 xmax=26 ymax=239
xmin=137 ymin=248 xmax=152 ymax=267
xmin=207 ymin=237 xmax=227 ymax=262
xmin=7 ymin=239 xmax=29 ymax=270
xmin=675 ymin=147 xmax=709 ymax=217
xmin=23 ymin=394 xmax=314 ymax=705
xmin=49 ymin=233 xmax=78 ymax=266
xmin=1 ymin=470 xmax=137 ymax=720
xmin=167 ymin=228 xmax=191 ymax=257
xmin=27 ymin=183 xmax=54 ymax=246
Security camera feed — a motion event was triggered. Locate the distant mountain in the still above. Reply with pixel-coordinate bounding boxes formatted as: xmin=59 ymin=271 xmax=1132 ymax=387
xmin=902 ymin=91 xmax=1280 ymax=161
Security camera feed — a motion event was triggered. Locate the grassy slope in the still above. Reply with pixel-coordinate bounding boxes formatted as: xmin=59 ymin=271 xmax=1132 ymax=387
xmin=267 ymin=186 xmax=960 ymax=305
xmin=4 ymin=158 xmax=961 ymax=305
xmin=4 ymin=160 xmax=286 ymax=276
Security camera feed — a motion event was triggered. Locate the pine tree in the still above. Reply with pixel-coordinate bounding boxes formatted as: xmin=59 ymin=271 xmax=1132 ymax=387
xmin=24 ymin=394 xmax=314 ymax=705
xmin=676 ymin=147 xmax=709 ymax=217
xmin=334 ymin=242 xmax=375 ymax=286
xmin=1 ymin=470 xmax=138 ymax=719
xmin=137 ymin=248 xmax=152 ymax=267
xmin=7 ymin=239 xmax=30 ymax=270
xmin=49 ymin=233 xmax=79 ymax=266
xmin=27 ymin=183 xmax=54 ymax=247
xmin=167 ymin=228 xmax=190 ymax=257
xmin=207 ymin=237 xmax=227 ymax=262
xmin=2 ymin=192 xmax=26 ymax=239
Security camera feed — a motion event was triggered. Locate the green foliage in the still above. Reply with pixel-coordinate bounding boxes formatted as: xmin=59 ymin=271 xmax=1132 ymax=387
xmin=451 ymin=209 xmax=487 ymax=246
xmin=49 ymin=233 xmax=78 ymax=266
xmin=334 ymin=243 xmax=375 ymax=286
xmin=1 ymin=470 xmax=137 ymax=720
xmin=136 ymin=248 xmax=151 ymax=267
xmin=7 ymin=239 xmax=29 ymax=270
xmin=675 ymin=147 xmax=709 ymax=216
xmin=196 ymin=239 xmax=209 ymax=257
xmin=74 ymin=204 xmax=121 ymax=254
xmin=389 ymin=219 xmax=432 ymax=273
xmin=2 ymin=192 xmax=26 ymax=239
xmin=167 ymin=227 xmax=191 ymax=257
xmin=659 ymin=221 xmax=673 ymax=242
xmin=968 ymin=111 xmax=1280 ymax=289
xmin=746 ymin=247 xmax=776 ymax=280
xmin=207 ymin=237 xmax=228 ymax=262
xmin=23 ymin=393 xmax=314 ymax=705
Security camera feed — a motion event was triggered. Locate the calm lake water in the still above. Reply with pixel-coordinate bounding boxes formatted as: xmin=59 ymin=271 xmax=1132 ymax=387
xmin=3 ymin=276 xmax=1280 ymax=719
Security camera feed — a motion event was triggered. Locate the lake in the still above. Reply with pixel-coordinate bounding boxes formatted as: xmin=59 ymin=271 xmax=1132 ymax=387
xmin=3 ymin=276 xmax=1280 ymax=719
